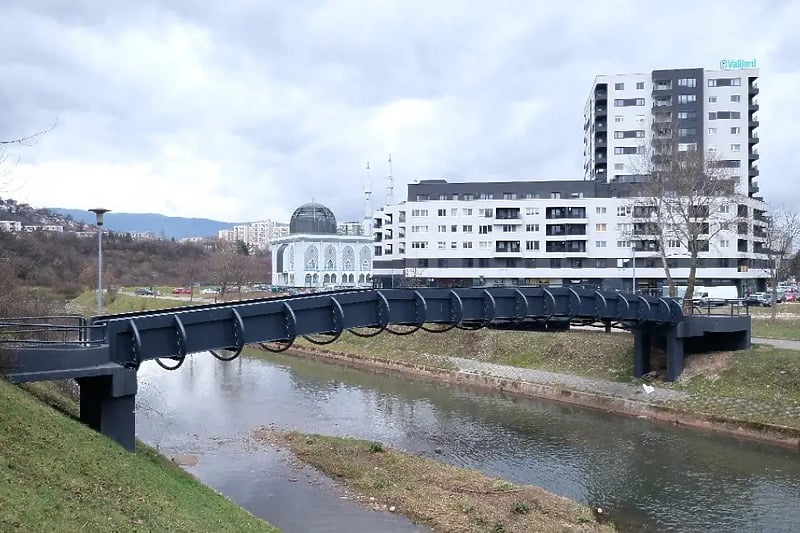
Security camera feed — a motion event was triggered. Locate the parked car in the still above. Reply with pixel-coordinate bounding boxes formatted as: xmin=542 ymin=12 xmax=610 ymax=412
xmin=786 ymin=290 xmax=797 ymax=303
xmin=171 ymin=287 xmax=192 ymax=295
xmin=744 ymin=292 xmax=771 ymax=307
xmin=134 ymin=287 xmax=154 ymax=296
xmin=201 ymin=288 xmax=220 ymax=295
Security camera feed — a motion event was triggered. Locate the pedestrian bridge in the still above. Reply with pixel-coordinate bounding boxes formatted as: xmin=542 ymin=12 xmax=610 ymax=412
xmin=0 ymin=287 xmax=749 ymax=450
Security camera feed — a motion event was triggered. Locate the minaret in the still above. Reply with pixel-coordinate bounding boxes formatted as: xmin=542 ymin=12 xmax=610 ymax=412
xmin=386 ymin=154 xmax=394 ymax=205
xmin=363 ymin=161 xmax=373 ymax=236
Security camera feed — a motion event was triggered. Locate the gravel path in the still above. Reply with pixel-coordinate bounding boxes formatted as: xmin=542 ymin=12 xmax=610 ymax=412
xmin=752 ymin=337 xmax=800 ymax=350
xmin=448 ymin=356 xmax=688 ymax=404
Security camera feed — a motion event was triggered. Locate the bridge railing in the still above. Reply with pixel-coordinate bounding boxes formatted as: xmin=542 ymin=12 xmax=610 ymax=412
xmin=0 ymin=315 xmax=105 ymax=347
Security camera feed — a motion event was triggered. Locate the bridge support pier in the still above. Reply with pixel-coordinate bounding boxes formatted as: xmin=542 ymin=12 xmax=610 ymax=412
xmin=664 ymin=329 xmax=684 ymax=383
xmin=77 ymin=370 xmax=137 ymax=451
xmin=633 ymin=330 xmax=651 ymax=377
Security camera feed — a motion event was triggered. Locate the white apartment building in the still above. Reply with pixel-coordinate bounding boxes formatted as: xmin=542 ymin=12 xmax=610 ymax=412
xmin=371 ymin=179 xmax=769 ymax=295
xmin=218 ymin=219 xmax=289 ymax=250
xmin=0 ymin=220 xmax=23 ymax=231
xmin=584 ymin=66 xmax=759 ymax=198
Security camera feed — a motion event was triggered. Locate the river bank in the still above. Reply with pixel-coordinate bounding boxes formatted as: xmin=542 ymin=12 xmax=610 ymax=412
xmin=270 ymin=329 xmax=800 ymax=449
xmin=0 ymin=379 xmax=278 ymax=532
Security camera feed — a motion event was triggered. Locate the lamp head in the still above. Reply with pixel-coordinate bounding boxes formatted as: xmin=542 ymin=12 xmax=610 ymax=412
xmin=88 ymin=208 xmax=110 ymax=226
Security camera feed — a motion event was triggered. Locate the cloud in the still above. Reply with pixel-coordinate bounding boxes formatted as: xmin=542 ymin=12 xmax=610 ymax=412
xmin=1 ymin=0 xmax=797 ymax=224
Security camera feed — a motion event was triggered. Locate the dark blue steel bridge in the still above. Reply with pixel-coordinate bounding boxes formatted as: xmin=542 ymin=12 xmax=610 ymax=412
xmin=0 ymin=287 xmax=750 ymax=450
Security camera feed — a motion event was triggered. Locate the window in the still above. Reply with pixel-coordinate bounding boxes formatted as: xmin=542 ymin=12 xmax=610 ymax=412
xmin=678 ymin=142 xmax=697 ymax=152
xmin=451 ymin=241 xmax=457 ymax=249
xmin=677 ymin=127 xmax=697 ymax=137
xmin=462 ymin=225 xmax=473 ymax=233
xmin=411 ymin=225 xmax=428 ymax=233
xmin=437 ymin=241 xmax=446 ymax=249
xmin=596 ymin=207 xmax=607 ymax=214
xmin=525 ymin=240 xmax=540 ymax=251
xmin=462 ymin=208 xmax=473 ymax=215
xmin=437 ymin=225 xmax=447 ymax=232
xmin=730 ymin=127 xmax=740 ymax=135
xmin=478 ymin=258 xmax=490 ymax=268
xmin=708 ymin=127 xmax=717 ymax=135
xmin=411 ymin=241 xmax=428 ymax=249
xmin=451 ymin=225 xmax=458 ymax=232
xmin=595 ymin=240 xmax=607 ymax=248
xmin=452 ymin=194 xmax=459 ymax=201
xmin=617 ymin=240 xmax=631 ymax=248
xmin=614 ymin=82 xmax=624 ymax=90
xmin=596 ymin=223 xmax=607 ymax=231
xmin=503 ymin=192 xmax=517 ymax=200
xmin=478 ymin=208 xmax=493 ymax=217
xmin=731 ymin=94 xmax=741 ymax=103
xmin=463 ymin=194 xmax=474 ymax=201
xmin=525 ymin=224 xmax=539 ymax=231
xmin=450 ymin=208 xmax=458 ymax=216
xmin=730 ymin=144 xmax=741 ymax=152
xmin=502 ymin=225 xmax=517 ymax=233
xmin=479 ymin=241 xmax=492 ymax=249
xmin=614 ymin=163 xmax=624 ymax=170
xmin=462 ymin=241 xmax=473 ymax=249
xmin=708 ymin=96 xmax=717 ymax=103
xmin=636 ymin=81 xmax=645 ymax=90
xmin=551 ymin=192 xmax=561 ymax=199
xmin=479 ymin=225 xmax=492 ymax=234
xmin=678 ymin=94 xmax=697 ymax=104
xmin=708 ymin=112 xmax=716 ymax=120
xmin=720 ymin=204 xmax=730 ymax=214
xmin=525 ymin=207 xmax=540 ymax=216
xmin=614 ymin=147 xmax=639 ymax=155
xmin=416 ymin=194 xmax=429 ymax=201
xmin=524 ymin=193 xmax=540 ymax=199
xmin=636 ymin=98 xmax=645 ymax=106
xmin=707 ymin=146 xmax=717 ymax=154
xmin=437 ymin=209 xmax=446 ymax=216
xmin=720 ymin=239 xmax=730 ymax=248
xmin=438 ymin=194 xmax=447 ymax=200
xmin=732 ymin=78 xmax=741 ymax=86
xmin=677 ymin=77 xmax=697 ymax=87
xmin=479 ymin=193 xmax=494 ymax=200
xmin=614 ymin=115 xmax=624 ymax=123
xmin=411 ymin=209 xmax=428 ymax=217
xmin=667 ymin=240 xmax=681 ymax=248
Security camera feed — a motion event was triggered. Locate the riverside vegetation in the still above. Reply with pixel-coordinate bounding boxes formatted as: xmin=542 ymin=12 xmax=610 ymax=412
xmin=255 ymin=430 xmax=613 ymax=533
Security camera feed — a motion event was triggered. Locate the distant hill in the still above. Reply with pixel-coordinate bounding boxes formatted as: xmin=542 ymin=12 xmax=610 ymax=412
xmin=51 ymin=209 xmax=242 ymax=240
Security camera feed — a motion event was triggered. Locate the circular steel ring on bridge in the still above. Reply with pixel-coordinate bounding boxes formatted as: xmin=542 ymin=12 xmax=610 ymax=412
xmin=156 ymin=315 xmax=188 ymax=370
xmin=386 ymin=289 xmax=427 ymax=336
xmin=457 ymin=289 xmax=496 ymax=330
xmin=423 ymin=289 xmax=463 ymax=333
xmin=636 ymin=295 xmax=652 ymax=322
xmin=349 ymin=291 xmax=391 ymax=338
xmin=512 ymin=288 xmax=529 ymax=323
xmin=566 ymin=287 xmax=582 ymax=320
xmin=616 ymin=293 xmax=631 ymax=321
xmin=211 ymin=308 xmax=247 ymax=361
xmin=593 ymin=290 xmax=608 ymax=320
xmin=125 ymin=318 xmax=143 ymax=371
xmin=541 ymin=287 xmax=557 ymax=322
xmin=261 ymin=301 xmax=298 ymax=353
xmin=656 ymin=298 xmax=673 ymax=325
xmin=303 ymin=295 xmax=345 ymax=345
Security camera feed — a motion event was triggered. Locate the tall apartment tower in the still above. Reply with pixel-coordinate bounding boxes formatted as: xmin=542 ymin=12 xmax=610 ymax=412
xmin=583 ymin=66 xmax=759 ymax=197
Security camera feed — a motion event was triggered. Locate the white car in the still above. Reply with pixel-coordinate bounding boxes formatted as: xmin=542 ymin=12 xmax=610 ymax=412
xmin=201 ymin=288 xmax=220 ymax=295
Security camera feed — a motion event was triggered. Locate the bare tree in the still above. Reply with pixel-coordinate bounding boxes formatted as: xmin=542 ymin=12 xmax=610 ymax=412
xmin=763 ymin=207 xmax=800 ymax=319
xmin=1 ymin=124 xmax=57 ymax=190
xmin=631 ymin=139 xmax=743 ymax=305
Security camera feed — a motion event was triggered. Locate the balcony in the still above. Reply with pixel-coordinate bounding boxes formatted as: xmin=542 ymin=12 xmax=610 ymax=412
xmin=545 ymin=241 xmax=587 ymax=254
xmin=749 ymin=167 xmax=759 ymax=178
xmin=545 ymin=223 xmax=587 ymax=237
xmin=749 ymin=119 xmax=760 ymax=128
xmin=749 ymin=101 xmax=760 ymax=112
xmin=595 ymin=122 xmax=607 ymax=132
xmin=595 ymin=106 xmax=607 ymax=117
xmin=748 ymin=131 xmax=759 ymax=144
xmin=495 ymin=241 xmax=521 ymax=254
xmin=546 ymin=207 xmax=587 ymax=220
xmin=652 ymin=83 xmax=672 ymax=93
xmin=738 ymin=239 xmax=748 ymax=253
xmin=749 ymin=81 xmax=759 ymax=96
xmin=749 ymin=149 xmax=759 ymax=161
xmin=495 ymin=208 xmax=521 ymax=220
xmin=595 ymin=89 xmax=608 ymax=99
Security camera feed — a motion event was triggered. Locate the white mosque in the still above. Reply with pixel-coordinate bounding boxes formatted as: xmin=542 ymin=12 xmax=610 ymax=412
xmin=271 ymin=162 xmax=383 ymax=288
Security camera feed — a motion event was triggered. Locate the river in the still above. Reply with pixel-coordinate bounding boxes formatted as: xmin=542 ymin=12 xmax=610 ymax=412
xmin=136 ymin=351 xmax=800 ymax=532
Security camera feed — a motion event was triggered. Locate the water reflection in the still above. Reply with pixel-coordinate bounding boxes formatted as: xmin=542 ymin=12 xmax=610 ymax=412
xmin=137 ymin=352 xmax=800 ymax=532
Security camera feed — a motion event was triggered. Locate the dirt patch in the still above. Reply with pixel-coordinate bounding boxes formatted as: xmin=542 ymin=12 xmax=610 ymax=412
xmin=679 ymin=351 xmax=733 ymax=382
xmin=253 ymin=429 xmax=613 ymax=533
xmin=171 ymin=454 xmax=199 ymax=467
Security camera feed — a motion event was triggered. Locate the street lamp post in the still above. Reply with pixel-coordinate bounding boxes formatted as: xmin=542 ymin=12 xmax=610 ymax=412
xmin=89 ymin=208 xmax=110 ymax=314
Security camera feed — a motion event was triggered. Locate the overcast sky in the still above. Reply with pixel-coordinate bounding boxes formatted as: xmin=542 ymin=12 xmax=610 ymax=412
xmin=2 ymin=0 xmax=798 ymax=223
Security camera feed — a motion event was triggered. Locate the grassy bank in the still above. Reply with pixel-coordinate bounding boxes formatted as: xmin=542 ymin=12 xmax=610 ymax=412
xmin=0 ymin=379 xmax=278 ymax=532
xmin=257 ymin=430 xmax=612 ymax=533
xmin=749 ymin=303 xmax=800 ymax=340
xmin=68 ymin=291 xmax=199 ymax=316
xmin=298 ymin=328 xmax=634 ymax=381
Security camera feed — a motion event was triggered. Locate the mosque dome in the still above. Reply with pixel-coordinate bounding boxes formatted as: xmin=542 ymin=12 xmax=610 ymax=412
xmin=289 ymin=202 xmax=338 ymax=235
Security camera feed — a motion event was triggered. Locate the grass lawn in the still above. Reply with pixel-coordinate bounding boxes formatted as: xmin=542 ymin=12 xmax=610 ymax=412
xmin=256 ymin=430 xmax=612 ymax=533
xmin=296 ymin=327 xmax=635 ymax=381
xmin=0 ymin=379 xmax=278 ymax=532
xmin=68 ymin=291 xmax=201 ymax=316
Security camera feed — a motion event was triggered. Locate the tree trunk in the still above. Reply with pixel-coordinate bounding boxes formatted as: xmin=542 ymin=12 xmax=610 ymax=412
xmin=683 ymin=250 xmax=699 ymax=313
xmin=771 ymin=272 xmax=778 ymax=320
xmin=658 ymin=248 xmax=675 ymax=297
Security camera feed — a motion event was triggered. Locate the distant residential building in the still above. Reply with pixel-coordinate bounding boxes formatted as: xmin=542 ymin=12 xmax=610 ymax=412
xmin=218 ymin=219 xmax=289 ymax=251
xmin=41 ymin=225 xmax=64 ymax=232
xmin=0 ymin=220 xmax=22 ymax=231
xmin=128 ymin=231 xmax=156 ymax=240
xmin=337 ymin=221 xmax=364 ymax=236
xmin=22 ymin=225 xmax=40 ymax=232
